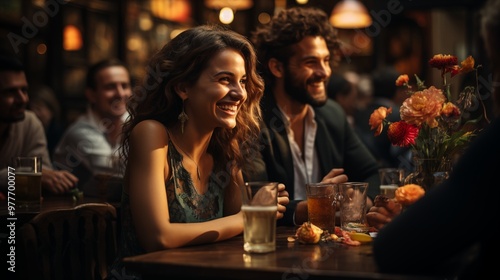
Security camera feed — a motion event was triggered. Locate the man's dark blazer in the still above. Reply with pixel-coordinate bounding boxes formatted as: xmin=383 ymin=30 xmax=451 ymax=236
xmin=246 ymin=93 xmax=381 ymax=226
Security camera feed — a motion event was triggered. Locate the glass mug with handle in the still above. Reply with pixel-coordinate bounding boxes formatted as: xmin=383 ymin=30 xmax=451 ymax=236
xmin=305 ymin=182 xmax=339 ymax=233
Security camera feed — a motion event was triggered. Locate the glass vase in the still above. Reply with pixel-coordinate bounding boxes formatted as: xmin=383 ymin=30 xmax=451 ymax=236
xmin=404 ymin=157 xmax=451 ymax=192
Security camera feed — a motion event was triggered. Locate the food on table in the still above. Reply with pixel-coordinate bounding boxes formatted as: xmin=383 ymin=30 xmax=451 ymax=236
xmin=290 ymin=224 xmax=372 ymax=246
xmin=295 ymin=222 xmax=323 ymax=244
xmin=336 ymin=227 xmax=361 ymax=246
xmin=348 ymin=232 xmax=373 ymax=243
xmin=329 ymin=233 xmax=339 ymax=241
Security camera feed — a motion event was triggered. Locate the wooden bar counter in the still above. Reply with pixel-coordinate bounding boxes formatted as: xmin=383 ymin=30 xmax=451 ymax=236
xmin=123 ymin=227 xmax=443 ymax=280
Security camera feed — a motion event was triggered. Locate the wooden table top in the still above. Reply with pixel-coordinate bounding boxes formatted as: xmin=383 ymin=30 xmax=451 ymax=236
xmin=123 ymin=227 xmax=442 ymax=280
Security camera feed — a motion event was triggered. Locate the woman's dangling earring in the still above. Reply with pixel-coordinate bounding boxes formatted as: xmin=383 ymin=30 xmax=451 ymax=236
xmin=178 ymin=99 xmax=189 ymax=134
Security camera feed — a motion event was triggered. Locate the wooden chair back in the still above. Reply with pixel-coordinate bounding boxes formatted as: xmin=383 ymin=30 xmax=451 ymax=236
xmin=17 ymin=203 xmax=117 ymax=280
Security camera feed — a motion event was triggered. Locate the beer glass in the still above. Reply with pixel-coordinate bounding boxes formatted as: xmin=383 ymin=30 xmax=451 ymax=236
xmin=305 ymin=182 xmax=338 ymax=233
xmin=240 ymin=182 xmax=278 ymax=253
xmin=13 ymin=156 xmax=42 ymax=212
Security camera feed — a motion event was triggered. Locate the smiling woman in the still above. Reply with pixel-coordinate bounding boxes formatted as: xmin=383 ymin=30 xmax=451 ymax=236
xmin=107 ymin=24 xmax=289 ymax=280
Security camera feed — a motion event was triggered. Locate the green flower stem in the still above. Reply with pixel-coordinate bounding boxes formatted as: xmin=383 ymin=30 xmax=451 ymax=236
xmin=445 ymin=84 xmax=452 ymax=102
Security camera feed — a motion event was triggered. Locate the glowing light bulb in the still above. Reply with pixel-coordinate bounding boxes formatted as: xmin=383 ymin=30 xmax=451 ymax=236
xmin=219 ymin=7 xmax=234 ymax=24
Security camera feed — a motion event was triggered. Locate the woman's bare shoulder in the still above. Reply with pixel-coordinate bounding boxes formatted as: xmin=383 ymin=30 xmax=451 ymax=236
xmin=130 ymin=120 xmax=169 ymax=144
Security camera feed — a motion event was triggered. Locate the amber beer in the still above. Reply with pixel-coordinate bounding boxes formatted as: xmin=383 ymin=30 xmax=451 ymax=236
xmin=242 ymin=205 xmax=277 ymax=253
xmin=307 ymin=195 xmax=335 ymax=233
xmin=305 ymin=182 xmax=337 ymax=233
xmin=16 ymin=171 xmax=42 ymax=211
xmin=14 ymin=156 xmax=42 ymax=212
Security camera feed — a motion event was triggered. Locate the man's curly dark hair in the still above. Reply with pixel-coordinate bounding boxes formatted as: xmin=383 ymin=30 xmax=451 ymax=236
xmin=251 ymin=7 xmax=340 ymax=90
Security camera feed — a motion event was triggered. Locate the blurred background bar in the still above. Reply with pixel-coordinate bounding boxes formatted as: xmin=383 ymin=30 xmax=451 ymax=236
xmin=0 ymin=0 xmax=490 ymax=126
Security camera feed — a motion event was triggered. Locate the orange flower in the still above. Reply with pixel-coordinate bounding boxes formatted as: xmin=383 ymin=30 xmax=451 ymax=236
xmin=428 ymin=54 xmax=457 ymax=69
xmin=395 ymin=184 xmax=425 ymax=206
xmin=451 ymin=56 xmax=475 ymax=77
xmin=369 ymin=107 xmax=392 ymax=136
xmin=441 ymin=102 xmax=461 ymax=119
xmin=369 ymin=54 xmax=483 ymax=169
xmin=395 ymin=74 xmax=409 ymax=86
xmin=460 ymin=56 xmax=475 ymax=73
xmin=400 ymin=86 xmax=446 ymax=128
xmin=387 ymin=121 xmax=419 ymax=147
xmin=450 ymin=65 xmax=461 ymax=77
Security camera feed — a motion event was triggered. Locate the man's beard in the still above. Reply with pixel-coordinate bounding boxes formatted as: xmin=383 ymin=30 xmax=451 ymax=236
xmin=283 ymin=67 xmax=328 ymax=107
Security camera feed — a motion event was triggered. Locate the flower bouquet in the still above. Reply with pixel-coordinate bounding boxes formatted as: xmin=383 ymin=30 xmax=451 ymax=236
xmin=369 ymin=54 xmax=489 ymax=190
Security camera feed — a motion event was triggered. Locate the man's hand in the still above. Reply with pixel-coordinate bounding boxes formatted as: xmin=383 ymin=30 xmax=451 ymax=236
xmin=366 ymin=195 xmax=402 ymax=230
xmin=42 ymin=169 xmax=78 ymax=194
xmin=321 ymin=168 xmax=348 ymax=184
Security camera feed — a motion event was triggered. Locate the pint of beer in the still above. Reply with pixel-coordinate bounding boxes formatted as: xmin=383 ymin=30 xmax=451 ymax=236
xmin=305 ymin=182 xmax=337 ymax=233
xmin=241 ymin=182 xmax=278 ymax=253
xmin=13 ymin=156 xmax=42 ymax=212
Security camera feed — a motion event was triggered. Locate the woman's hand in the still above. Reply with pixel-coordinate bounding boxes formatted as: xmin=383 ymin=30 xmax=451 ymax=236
xmin=277 ymin=183 xmax=289 ymax=220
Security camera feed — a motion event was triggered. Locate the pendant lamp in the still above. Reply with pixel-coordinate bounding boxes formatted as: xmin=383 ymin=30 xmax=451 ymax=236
xmin=330 ymin=0 xmax=372 ymax=29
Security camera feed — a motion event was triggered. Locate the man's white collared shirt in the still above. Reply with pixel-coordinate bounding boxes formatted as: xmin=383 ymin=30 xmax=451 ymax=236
xmin=278 ymin=105 xmax=321 ymax=200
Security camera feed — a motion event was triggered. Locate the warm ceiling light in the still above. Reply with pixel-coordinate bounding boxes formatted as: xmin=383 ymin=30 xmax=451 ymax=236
xmin=63 ymin=25 xmax=82 ymax=51
xmin=204 ymin=0 xmax=253 ymax=10
xmin=219 ymin=7 xmax=234 ymax=24
xmin=258 ymin=12 xmax=271 ymax=24
xmin=37 ymin=43 xmax=47 ymax=55
xmin=139 ymin=12 xmax=153 ymax=31
xmin=151 ymin=0 xmax=191 ymax=22
xmin=330 ymin=0 xmax=372 ymax=29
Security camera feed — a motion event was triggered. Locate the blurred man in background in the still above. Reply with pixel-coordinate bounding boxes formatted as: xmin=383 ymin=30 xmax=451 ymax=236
xmin=0 ymin=53 xmax=78 ymax=195
xmin=53 ymin=59 xmax=131 ymax=199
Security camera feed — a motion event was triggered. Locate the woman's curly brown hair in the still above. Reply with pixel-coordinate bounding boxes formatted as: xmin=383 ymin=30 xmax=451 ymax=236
xmin=120 ymin=24 xmax=264 ymax=186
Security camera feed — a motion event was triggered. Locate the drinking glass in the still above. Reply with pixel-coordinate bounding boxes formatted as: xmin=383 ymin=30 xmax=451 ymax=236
xmin=240 ymin=181 xmax=278 ymax=253
xmin=13 ymin=156 xmax=42 ymax=212
xmin=338 ymin=182 xmax=369 ymax=233
xmin=378 ymin=168 xmax=405 ymax=198
xmin=305 ymin=182 xmax=338 ymax=233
